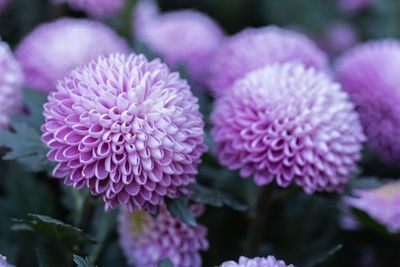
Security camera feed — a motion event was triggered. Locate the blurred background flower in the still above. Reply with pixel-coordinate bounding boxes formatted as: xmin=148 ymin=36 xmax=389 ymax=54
xmin=218 ymin=255 xmax=294 ymax=267
xmin=15 ymin=18 xmax=129 ymax=92
xmin=0 ymin=39 xmax=22 ymax=129
xmin=118 ymin=205 xmax=208 ymax=267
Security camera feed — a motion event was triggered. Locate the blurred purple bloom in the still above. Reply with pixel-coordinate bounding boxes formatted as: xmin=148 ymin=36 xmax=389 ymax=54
xmin=219 ymin=255 xmax=295 ymax=267
xmin=0 ymin=254 xmax=14 ymax=267
xmin=339 ymin=0 xmax=376 ymax=12
xmin=0 ymin=0 xmax=10 ymax=15
xmin=16 ymin=18 xmax=130 ymax=92
xmin=118 ymin=205 xmax=208 ymax=267
xmin=209 ymin=26 xmax=329 ymax=96
xmin=0 ymin=40 xmax=23 ymax=129
xmin=41 ymin=53 xmax=207 ymax=213
xmin=322 ymin=22 xmax=359 ymax=55
xmin=51 ymin=0 xmax=125 ymax=18
xmin=336 ymin=40 xmax=400 ymax=163
xmin=134 ymin=0 xmax=225 ymax=87
xmin=343 ymin=181 xmax=400 ymax=233
xmin=211 ymin=63 xmax=365 ymax=193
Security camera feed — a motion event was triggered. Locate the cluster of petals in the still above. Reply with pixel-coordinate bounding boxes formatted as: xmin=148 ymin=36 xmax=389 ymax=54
xmin=41 ymin=53 xmax=206 ymax=213
xmin=0 ymin=40 xmax=23 ymax=129
xmin=51 ymin=0 xmax=125 ymax=18
xmin=0 ymin=255 xmax=14 ymax=267
xmin=219 ymin=255 xmax=295 ymax=267
xmin=339 ymin=0 xmax=375 ymax=12
xmin=134 ymin=0 xmax=225 ymax=87
xmin=118 ymin=205 xmax=208 ymax=267
xmin=16 ymin=18 xmax=130 ymax=92
xmin=343 ymin=181 xmax=400 ymax=233
xmin=211 ymin=63 xmax=365 ymax=193
xmin=336 ymin=40 xmax=400 ymax=163
xmin=208 ymin=26 xmax=329 ymax=96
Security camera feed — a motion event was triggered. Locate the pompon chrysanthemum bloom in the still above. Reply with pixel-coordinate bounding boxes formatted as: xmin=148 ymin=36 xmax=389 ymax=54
xmin=343 ymin=181 xmax=400 ymax=233
xmin=41 ymin=53 xmax=207 ymax=213
xmin=211 ymin=63 xmax=365 ymax=193
xmin=219 ymin=256 xmax=295 ymax=267
xmin=336 ymin=40 xmax=400 ymax=163
xmin=0 ymin=254 xmax=14 ymax=267
xmin=51 ymin=0 xmax=125 ymax=18
xmin=339 ymin=0 xmax=375 ymax=12
xmin=209 ymin=26 xmax=329 ymax=96
xmin=118 ymin=205 xmax=208 ymax=267
xmin=134 ymin=0 xmax=224 ymax=87
xmin=16 ymin=18 xmax=130 ymax=92
xmin=0 ymin=40 xmax=23 ymax=129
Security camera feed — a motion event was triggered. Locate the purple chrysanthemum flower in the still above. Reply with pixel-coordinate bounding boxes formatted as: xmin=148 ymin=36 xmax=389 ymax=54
xmin=0 ymin=40 xmax=23 ymax=129
xmin=343 ymin=181 xmax=400 ymax=233
xmin=339 ymin=0 xmax=375 ymax=12
xmin=41 ymin=53 xmax=207 ymax=213
xmin=211 ymin=63 xmax=365 ymax=193
xmin=118 ymin=205 xmax=208 ymax=267
xmin=134 ymin=0 xmax=224 ymax=87
xmin=16 ymin=18 xmax=130 ymax=92
xmin=209 ymin=26 xmax=329 ymax=96
xmin=219 ymin=255 xmax=295 ymax=267
xmin=336 ymin=40 xmax=400 ymax=163
xmin=51 ymin=0 xmax=125 ymax=18
xmin=0 ymin=254 xmax=14 ymax=267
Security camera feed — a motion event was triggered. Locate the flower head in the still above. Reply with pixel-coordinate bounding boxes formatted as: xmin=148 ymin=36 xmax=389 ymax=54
xmin=336 ymin=40 xmax=400 ymax=163
xmin=118 ymin=205 xmax=208 ymax=267
xmin=0 ymin=40 xmax=23 ymax=129
xmin=211 ymin=63 xmax=365 ymax=193
xmin=41 ymin=53 xmax=206 ymax=213
xmin=339 ymin=0 xmax=375 ymax=12
xmin=134 ymin=0 xmax=224 ymax=87
xmin=219 ymin=256 xmax=295 ymax=267
xmin=0 ymin=254 xmax=14 ymax=267
xmin=16 ymin=18 xmax=130 ymax=92
xmin=209 ymin=26 xmax=329 ymax=96
xmin=51 ymin=0 xmax=125 ymax=18
xmin=343 ymin=181 xmax=400 ymax=233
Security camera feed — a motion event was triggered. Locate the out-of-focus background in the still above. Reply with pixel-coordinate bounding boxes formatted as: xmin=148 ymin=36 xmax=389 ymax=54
xmin=1 ymin=0 xmax=400 ymax=267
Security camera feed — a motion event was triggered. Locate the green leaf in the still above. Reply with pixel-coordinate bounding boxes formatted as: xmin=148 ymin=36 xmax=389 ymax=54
xmin=157 ymin=258 xmax=173 ymax=267
xmin=12 ymin=214 xmax=96 ymax=250
xmin=188 ymin=183 xmax=247 ymax=211
xmin=347 ymin=177 xmax=385 ymax=191
xmin=166 ymin=195 xmax=197 ymax=227
xmin=0 ymin=121 xmax=53 ymax=172
xmin=0 ymin=88 xmax=54 ymax=172
xmin=73 ymin=255 xmax=97 ymax=267
xmin=88 ymin=209 xmax=119 ymax=264
xmin=352 ymin=208 xmax=400 ymax=238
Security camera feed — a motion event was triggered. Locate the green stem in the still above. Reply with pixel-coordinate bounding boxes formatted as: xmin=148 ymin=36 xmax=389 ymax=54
xmin=245 ymin=186 xmax=273 ymax=257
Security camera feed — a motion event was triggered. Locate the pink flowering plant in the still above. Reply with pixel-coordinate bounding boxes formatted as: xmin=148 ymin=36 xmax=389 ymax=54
xmin=1 ymin=0 xmax=400 ymax=267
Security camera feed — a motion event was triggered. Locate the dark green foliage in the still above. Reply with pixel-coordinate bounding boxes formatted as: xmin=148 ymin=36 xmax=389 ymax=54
xmin=1 ymin=0 xmax=400 ymax=266
xmin=166 ymin=195 xmax=198 ymax=227
xmin=12 ymin=214 xmax=96 ymax=250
